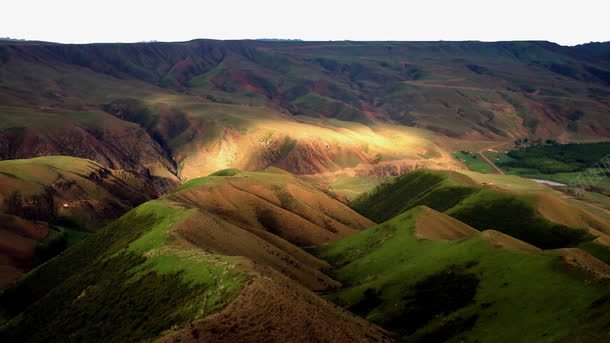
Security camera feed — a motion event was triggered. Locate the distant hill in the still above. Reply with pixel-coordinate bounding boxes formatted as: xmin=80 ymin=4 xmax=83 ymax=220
xmin=1 ymin=39 xmax=610 ymax=188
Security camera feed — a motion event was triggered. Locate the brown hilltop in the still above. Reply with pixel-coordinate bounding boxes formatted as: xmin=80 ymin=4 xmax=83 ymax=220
xmin=164 ymin=170 xmax=374 ymax=291
xmin=157 ymin=263 xmax=393 ymax=343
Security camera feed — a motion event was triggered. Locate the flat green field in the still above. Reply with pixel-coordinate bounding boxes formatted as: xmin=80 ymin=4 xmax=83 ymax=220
xmin=453 ymin=151 xmax=496 ymax=173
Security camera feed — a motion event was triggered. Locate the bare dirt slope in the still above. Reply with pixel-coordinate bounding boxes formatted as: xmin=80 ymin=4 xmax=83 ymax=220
xmin=550 ymin=248 xmax=610 ymax=279
xmin=167 ymin=170 xmax=373 ymax=246
xmin=0 ymin=156 xmax=158 ymax=288
xmin=162 ymin=170 xmax=374 ymax=290
xmin=479 ymin=230 xmax=542 ymax=252
xmin=157 ymin=263 xmax=393 ymax=343
xmin=414 ymin=206 xmax=479 ymax=240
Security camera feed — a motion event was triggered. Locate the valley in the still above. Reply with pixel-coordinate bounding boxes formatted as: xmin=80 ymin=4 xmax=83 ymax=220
xmin=0 ymin=39 xmax=610 ymax=342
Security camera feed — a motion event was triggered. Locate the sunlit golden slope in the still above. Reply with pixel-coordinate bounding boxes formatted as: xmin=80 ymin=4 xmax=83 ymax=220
xmin=161 ymin=100 xmax=460 ymax=181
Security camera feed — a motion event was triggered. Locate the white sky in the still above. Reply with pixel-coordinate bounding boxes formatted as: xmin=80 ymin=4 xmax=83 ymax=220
xmin=1 ymin=0 xmax=609 ymax=45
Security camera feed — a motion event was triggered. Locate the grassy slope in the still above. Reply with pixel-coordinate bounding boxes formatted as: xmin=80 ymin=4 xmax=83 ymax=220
xmin=351 ymin=169 xmax=610 ymax=258
xmin=0 ymin=156 xmax=151 ymax=204
xmin=0 ymin=169 xmax=391 ymax=342
xmin=351 ymin=169 xmax=478 ymax=224
xmin=453 ymin=151 xmax=496 ymax=173
xmin=314 ymin=207 xmax=610 ymax=342
xmin=0 ymin=200 xmax=248 ymax=343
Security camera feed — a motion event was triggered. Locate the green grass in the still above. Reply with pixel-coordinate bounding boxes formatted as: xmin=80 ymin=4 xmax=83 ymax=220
xmin=188 ymin=62 xmax=225 ymax=88
xmin=172 ymin=169 xmax=244 ymax=193
xmin=58 ymin=226 xmax=91 ymax=246
xmin=453 ymin=151 xmax=496 ymax=173
xmin=329 ymin=176 xmax=386 ymax=200
xmin=446 ymin=189 xmax=592 ymax=249
xmin=34 ymin=225 xmax=91 ymax=264
xmin=172 ymin=176 xmax=220 ymax=192
xmin=351 ymin=169 xmax=594 ymax=250
xmin=494 ymin=143 xmax=610 ymax=193
xmin=0 ymin=200 xmax=249 ymax=343
xmin=314 ymin=207 xmax=610 ymax=342
xmin=209 ymin=168 xmax=241 ymax=177
xmin=0 ymin=156 xmax=98 ymax=185
xmin=351 ymin=169 xmax=478 ymax=223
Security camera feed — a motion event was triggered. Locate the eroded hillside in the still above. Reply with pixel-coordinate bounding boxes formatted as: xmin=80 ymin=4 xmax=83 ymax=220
xmin=0 ymin=156 xmax=158 ymax=287
xmin=1 ymin=40 xmax=610 ymax=186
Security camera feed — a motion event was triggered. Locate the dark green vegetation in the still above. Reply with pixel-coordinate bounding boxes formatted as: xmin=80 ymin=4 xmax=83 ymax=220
xmin=501 ymin=142 xmax=610 ymax=174
xmin=351 ymin=170 xmax=477 ymax=223
xmin=33 ymin=224 xmax=91 ymax=265
xmin=447 ymin=189 xmax=592 ymax=249
xmin=314 ymin=207 xmax=610 ymax=342
xmin=352 ymin=170 xmax=594 ymax=249
xmin=0 ymin=201 xmax=247 ymax=343
xmin=456 ymin=143 xmax=610 ymax=197
xmin=494 ymin=142 xmax=610 ymax=194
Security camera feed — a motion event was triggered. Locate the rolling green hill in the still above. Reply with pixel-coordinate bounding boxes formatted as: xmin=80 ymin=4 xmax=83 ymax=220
xmin=3 ymin=167 xmax=610 ymax=342
xmin=2 ymin=39 xmax=610 ymax=342
xmin=0 ymin=170 xmax=390 ymax=342
xmin=351 ymin=169 xmax=610 ymax=262
xmin=314 ymin=206 xmax=610 ymax=342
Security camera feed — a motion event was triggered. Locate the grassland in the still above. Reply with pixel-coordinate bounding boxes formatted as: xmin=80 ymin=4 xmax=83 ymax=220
xmin=459 ymin=143 xmax=610 ymax=195
xmin=314 ymin=207 xmax=610 ymax=342
xmin=329 ymin=176 xmax=387 ymax=200
xmin=0 ymin=200 xmax=249 ymax=343
xmin=453 ymin=151 xmax=496 ymax=173
xmin=351 ymin=169 xmax=610 ymax=261
xmin=0 ymin=169 xmax=389 ymax=342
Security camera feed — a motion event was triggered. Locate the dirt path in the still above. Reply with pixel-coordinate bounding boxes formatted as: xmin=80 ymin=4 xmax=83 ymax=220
xmin=478 ymin=142 xmax=509 ymax=175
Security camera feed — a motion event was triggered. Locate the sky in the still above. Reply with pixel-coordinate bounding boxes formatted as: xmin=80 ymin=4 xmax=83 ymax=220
xmin=2 ymin=0 xmax=608 ymax=46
